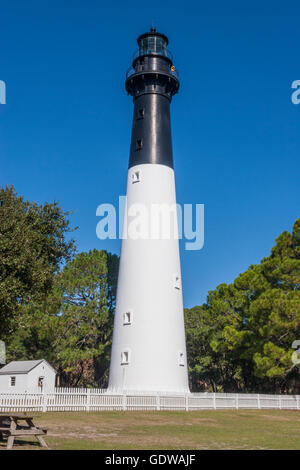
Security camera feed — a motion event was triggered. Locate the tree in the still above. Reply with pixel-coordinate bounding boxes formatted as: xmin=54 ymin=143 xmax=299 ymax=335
xmin=248 ymin=218 xmax=300 ymax=391
xmin=7 ymin=250 xmax=119 ymax=387
xmin=0 ymin=186 xmax=76 ymax=338
xmin=55 ymin=249 xmax=118 ymax=387
xmin=184 ymin=305 xmax=224 ymax=392
xmin=185 ymin=286 xmax=245 ymax=392
xmin=185 ymin=217 xmax=300 ymax=393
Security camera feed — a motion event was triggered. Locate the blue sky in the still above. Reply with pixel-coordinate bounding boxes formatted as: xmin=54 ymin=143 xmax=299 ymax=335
xmin=1 ymin=0 xmax=299 ymax=307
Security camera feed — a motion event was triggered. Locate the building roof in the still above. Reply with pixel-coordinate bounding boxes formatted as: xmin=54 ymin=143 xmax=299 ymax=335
xmin=0 ymin=360 xmax=56 ymax=375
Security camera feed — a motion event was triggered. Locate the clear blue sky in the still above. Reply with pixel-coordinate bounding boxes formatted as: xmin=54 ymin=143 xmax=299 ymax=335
xmin=1 ymin=0 xmax=299 ymax=307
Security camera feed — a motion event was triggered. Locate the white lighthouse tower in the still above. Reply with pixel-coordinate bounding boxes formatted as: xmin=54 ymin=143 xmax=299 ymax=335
xmin=108 ymin=28 xmax=189 ymax=393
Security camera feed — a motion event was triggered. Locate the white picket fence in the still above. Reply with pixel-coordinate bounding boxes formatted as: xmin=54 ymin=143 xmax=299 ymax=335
xmin=0 ymin=389 xmax=299 ymax=412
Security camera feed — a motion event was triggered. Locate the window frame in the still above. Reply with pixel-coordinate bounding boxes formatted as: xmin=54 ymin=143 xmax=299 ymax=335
xmin=131 ymin=170 xmax=141 ymax=184
xmin=137 ymin=108 xmax=145 ymax=120
xmin=123 ymin=310 xmax=132 ymax=325
xmin=178 ymin=351 xmax=185 ymax=367
xmin=10 ymin=376 xmax=16 ymax=387
xmin=135 ymin=138 xmax=143 ymax=151
xmin=38 ymin=376 xmax=44 ymax=388
xmin=121 ymin=349 xmax=130 ymax=365
xmin=174 ymin=274 xmax=181 ymax=290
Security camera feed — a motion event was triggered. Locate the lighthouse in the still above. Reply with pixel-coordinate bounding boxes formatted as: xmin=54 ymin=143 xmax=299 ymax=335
xmin=108 ymin=28 xmax=189 ymax=393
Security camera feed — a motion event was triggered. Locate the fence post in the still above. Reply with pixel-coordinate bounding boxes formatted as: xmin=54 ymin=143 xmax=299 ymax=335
xmin=297 ymin=396 xmax=299 ymax=411
xmin=279 ymin=396 xmax=282 ymax=410
xmin=86 ymin=389 xmax=90 ymax=412
xmin=42 ymin=391 xmax=47 ymax=412
xmin=257 ymin=394 xmax=261 ymax=410
xmin=122 ymin=393 xmax=127 ymax=411
xmin=24 ymin=391 xmax=27 ymax=411
xmin=213 ymin=392 xmax=216 ymax=410
xmin=185 ymin=394 xmax=189 ymax=412
xmin=156 ymin=393 xmax=160 ymax=411
xmin=235 ymin=394 xmax=239 ymax=410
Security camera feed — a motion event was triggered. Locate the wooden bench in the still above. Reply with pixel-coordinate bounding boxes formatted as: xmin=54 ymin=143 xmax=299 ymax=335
xmin=0 ymin=413 xmax=48 ymax=449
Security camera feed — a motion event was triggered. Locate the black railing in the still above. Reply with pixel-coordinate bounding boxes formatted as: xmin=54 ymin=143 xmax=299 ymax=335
xmin=126 ymin=65 xmax=179 ymax=81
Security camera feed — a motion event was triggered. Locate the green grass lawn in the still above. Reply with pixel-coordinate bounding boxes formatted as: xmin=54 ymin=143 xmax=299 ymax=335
xmin=1 ymin=410 xmax=300 ymax=450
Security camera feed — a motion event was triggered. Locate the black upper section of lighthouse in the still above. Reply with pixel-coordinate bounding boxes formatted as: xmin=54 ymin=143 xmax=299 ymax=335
xmin=126 ymin=28 xmax=179 ymax=169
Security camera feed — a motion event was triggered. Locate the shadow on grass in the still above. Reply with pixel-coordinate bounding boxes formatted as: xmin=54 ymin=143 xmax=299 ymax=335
xmin=0 ymin=437 xmax=48 ymax=450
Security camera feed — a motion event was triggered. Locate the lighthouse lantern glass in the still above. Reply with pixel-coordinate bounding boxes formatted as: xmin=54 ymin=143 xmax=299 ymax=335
xmin=139 ymin=35 xmax=167 ymax=57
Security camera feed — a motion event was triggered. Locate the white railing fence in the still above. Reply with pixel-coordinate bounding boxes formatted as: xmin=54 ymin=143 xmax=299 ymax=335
xmin=0 ymin=389 xmax=299 ymax=412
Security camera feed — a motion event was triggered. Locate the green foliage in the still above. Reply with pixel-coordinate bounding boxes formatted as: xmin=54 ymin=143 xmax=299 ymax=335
xmin=55 ymin=249 xmax=117 ymax=386
xmin=0 ymin=186 xmax=76 ymax=338
xmin=7 ymin=249 xmax=119 ymax=387
xmin=185 ymin=217 xmax=300 ymax=393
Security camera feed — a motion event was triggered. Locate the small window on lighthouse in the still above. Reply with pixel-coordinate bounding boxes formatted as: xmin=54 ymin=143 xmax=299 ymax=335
xmin=131 ymin=170 xmax=140 ymax=183
xmin=135 ymin=138 xmax=143 ymax=151
xmin=178 ymin=352 xmax=184 ymax=366
xmin=174 ymin=274 xmax=181 ymax=290
xmin=137 ymin=108 xmax=145 ymax=119
xmin=121 ymin=350 xmax=130 ymax=365
xmin=123 ymin=311 xmax=132 ymax=325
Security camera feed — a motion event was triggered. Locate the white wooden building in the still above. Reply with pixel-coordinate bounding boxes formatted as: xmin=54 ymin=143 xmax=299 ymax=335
xmin=0 ymin=360 xmax=56 ymax=394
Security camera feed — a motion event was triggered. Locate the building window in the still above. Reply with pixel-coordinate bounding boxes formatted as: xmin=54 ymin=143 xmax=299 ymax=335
xmin=131 ymin=170 xmax=141 ymax=184
xmin=174 ymin=274 xmax=181 ymax=290
xmin=178 ymin=352 xmax=184 ymax=366
xmin=10 ymin=376 xmax=16 ymax=386
xmin=38 ymin=377 xmax=44 ymax=388
xmin=137 ymin=108 xmax=145 ymax=119
xmin=123 ymin=311 xmax=132 ymax=325
xmin=121 ymin=350 xmax=130 ymax=365
xmin=135 ymin=138 xmax=143 ymax=151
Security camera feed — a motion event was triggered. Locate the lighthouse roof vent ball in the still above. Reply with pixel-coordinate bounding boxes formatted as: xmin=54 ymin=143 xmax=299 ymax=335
xmin=108 ymin=28 xmax=189 ymax=394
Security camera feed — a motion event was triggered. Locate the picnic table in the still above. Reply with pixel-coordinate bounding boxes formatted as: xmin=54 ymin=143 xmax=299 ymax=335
xmin=0 ymin=413 xmax=48 ymax=449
